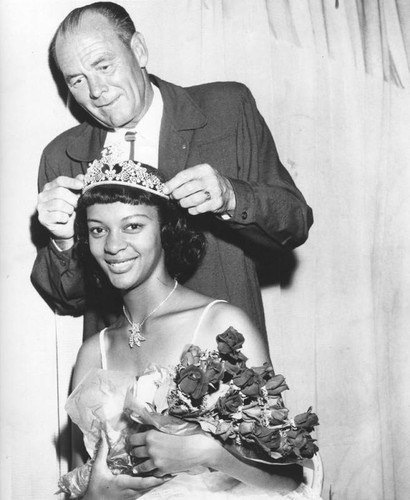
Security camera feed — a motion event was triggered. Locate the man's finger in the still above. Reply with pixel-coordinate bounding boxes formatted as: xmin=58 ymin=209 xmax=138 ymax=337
xmin=43 ymin=176 xmax=84 ymax=192
xmin=163 ymin=164 xmax=210 ymax=195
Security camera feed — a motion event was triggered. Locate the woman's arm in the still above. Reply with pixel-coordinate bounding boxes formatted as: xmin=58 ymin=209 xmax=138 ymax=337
xmin=81 ymin=434 xmax=170 ymax=500
xmin=129 ymin=430 xmax=300 ymax=494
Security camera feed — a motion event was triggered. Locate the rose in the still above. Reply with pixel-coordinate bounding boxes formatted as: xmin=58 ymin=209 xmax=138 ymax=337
xmin=223 ymin=357 xmax=247 ymax=377
xmin=252 ymin=362 xmax=275 ymax=380
xmin=216 ymin=327 xmax=246 ymax=359
xmin=286 ymin=429 xmax=318 ymax=458
xmin=264 ymin=374 xmax=289 ymax=396
xmin=216 ymin=389 xmax=243 ymax=417
xmin=214 ymin=420 xmax=236 ymax=441
xmin=177 ymin=365 xmax=208 ymax=400
xmin=204 ymin=357 xmax=225 ymax=387
xmin=180 ymin=344 xmax=202 ymax=367
xmin=233 ymin=368 xmax=263 ymax=397
xmin=294 ymin=407 xmax=319 ymax=431
xmin=299 ymin=435 xmax=319 ymax=458
xmin=240 ymin=422 xmax=282 ymax=452
xmin=269 ymin=407 xmax=289 ymax=425
xmin=242 ymin=405 xmax=263 ymax=421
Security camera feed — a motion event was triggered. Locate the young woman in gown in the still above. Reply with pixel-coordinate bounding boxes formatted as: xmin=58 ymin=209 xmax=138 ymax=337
xmin=68 ymin=161 xmax=321 ymax=500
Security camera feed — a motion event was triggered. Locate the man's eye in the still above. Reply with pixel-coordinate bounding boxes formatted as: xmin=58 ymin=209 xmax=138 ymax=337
xmin=99 ymin=64 xmax=111 ymax=72
xmin=70 ymin=76 xmax=85 ymax=88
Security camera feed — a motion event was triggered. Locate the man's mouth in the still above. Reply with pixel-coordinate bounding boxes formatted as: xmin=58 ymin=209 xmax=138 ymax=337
xmin=97 ymin=96 xmax=120 ymax=108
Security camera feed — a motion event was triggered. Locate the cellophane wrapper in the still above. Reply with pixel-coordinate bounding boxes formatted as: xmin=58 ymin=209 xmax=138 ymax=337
xmin=58 ymin=365 xmax=195 ymax=498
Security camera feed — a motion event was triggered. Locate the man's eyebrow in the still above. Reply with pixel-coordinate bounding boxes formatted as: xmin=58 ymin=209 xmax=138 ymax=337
xmin=65 ymin=55 xmax=114 ymax=82
xmin=90 ymin=55 xmax=112 ymax=68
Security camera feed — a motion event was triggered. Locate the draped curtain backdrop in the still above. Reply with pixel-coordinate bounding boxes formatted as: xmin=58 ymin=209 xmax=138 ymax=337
xmin=1 ymin=1 xmax=409 ymax=499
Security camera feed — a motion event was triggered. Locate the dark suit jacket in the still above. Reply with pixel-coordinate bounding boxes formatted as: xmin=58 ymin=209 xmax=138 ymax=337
xmin=31 ymin=76 xmax=313 ymax=338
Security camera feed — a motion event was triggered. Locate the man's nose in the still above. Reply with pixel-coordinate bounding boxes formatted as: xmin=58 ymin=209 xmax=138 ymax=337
xmin=88 ymin=75 xmax=108 ymax=100
xmin=104 ymin=231 xmax=127 ymax=254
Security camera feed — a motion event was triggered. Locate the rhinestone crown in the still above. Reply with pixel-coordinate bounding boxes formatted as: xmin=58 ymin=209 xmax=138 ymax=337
xmin=83 ymin=146 xmax=168 ymax=198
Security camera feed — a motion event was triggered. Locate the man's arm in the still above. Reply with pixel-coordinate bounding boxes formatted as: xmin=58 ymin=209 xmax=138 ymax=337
xmin=164 ymin=84 xmax=313 ymax=252
xmin=31 ymin=151 xmax=86 ymax=315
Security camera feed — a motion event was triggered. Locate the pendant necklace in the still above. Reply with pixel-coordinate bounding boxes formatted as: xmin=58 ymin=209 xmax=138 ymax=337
xmin=123 ymin=280 xmax=178 ymax=348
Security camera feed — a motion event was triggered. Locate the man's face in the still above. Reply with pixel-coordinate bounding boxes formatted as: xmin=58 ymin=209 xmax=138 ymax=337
xmin=55 ymin=13 xmax=150 ymax=129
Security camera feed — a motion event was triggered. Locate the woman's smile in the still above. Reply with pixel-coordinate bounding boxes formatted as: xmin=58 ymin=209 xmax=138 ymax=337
xmin=105 ymin=256 xmax=138 ymax=273
xmin=87 ymin=202 xmax=165 ymax=289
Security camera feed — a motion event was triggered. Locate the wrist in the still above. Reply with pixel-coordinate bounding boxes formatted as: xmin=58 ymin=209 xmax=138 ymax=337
xmin=51 ymin=236 xmax=75 ymax=252
xmin=196 ymin=434 xmax=223 ymax=469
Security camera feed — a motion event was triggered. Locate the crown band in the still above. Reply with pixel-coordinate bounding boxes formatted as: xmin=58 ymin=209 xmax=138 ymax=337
xmin=83 ymin=146 xmax=169 ymax=199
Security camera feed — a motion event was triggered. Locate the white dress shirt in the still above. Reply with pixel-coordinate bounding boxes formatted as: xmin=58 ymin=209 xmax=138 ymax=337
xmin=103 ymin=84 xmax=163 ymax=168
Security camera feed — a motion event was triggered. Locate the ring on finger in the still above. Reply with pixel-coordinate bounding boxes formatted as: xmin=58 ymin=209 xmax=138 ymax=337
xmin=203 ymin=190 xmax=211 ymax=201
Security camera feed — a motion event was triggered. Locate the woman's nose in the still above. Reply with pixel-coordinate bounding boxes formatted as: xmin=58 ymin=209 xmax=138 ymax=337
xmin=104 ymin=231 xmax=127 ymax=254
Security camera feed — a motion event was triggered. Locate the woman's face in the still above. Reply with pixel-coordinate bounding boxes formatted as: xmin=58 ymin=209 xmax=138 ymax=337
xmin=86 ymin=201 xmax=165 ymax=290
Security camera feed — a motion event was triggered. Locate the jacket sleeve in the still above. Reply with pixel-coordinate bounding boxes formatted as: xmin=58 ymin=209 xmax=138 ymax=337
xmin=223 ymin=86 xmax=313 ymax=251
xmin=30 ymin=150 xmax=87 ymax=315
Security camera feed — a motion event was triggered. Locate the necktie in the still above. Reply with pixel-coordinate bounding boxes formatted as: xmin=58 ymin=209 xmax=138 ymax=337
xmin=124 ymin=131 xmax=137 ymax=160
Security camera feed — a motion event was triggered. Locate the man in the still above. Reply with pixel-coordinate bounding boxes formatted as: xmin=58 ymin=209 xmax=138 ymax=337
xmin=31 ymin=1 xmax=313 ymax=340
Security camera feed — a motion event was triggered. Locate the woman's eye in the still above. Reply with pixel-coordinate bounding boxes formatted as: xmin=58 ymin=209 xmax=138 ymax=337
xmin=125 ymin=223 xmax=143 ymax=232
xmin=89 ymin=227 xmax=106 ymax=237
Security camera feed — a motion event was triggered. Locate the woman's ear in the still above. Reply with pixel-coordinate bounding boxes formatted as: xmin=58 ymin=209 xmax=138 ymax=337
xmin=130 ymin=32 xmax=149 ymax=68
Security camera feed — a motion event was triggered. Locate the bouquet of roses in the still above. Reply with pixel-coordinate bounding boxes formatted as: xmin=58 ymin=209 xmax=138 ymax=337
xmin=133 ymin=327 xmax=319 ymax=464
xmin=58 ymin=327 xmax=319 ymax=498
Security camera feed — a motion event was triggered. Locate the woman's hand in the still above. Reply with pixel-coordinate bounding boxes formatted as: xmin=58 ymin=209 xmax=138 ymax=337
xmin=83 ymin=434 xmax=171 ymax=500
xmin=129 ymin=430 xmax=220 ymax=476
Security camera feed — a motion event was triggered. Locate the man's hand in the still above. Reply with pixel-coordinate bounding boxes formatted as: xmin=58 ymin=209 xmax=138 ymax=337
xmin=37 ymin=175 xmax=84 ymax=250
xmin=163 ymin=164 xmax=236 ymax=216
xmin=83 ymin=434 xmax=169 ymax=500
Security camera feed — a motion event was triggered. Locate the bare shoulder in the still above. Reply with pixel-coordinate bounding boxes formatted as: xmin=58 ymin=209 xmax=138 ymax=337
xmin=200 ymin=302 xmax=271 ymax=365
xmin=72 ymin=332 xmax=102 ymax=389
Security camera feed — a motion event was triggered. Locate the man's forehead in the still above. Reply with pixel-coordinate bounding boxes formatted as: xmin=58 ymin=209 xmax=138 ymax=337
xmin=57 ymin=12 xmax=117 ymax=46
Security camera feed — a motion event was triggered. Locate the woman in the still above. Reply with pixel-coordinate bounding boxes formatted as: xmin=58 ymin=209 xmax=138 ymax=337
xmin=68 ymin=152 xmax=320 ymax=499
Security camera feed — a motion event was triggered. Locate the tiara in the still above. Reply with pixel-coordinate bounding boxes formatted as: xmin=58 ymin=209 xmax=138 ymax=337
xmin=83 ymin=146 xmax=169 ymax=198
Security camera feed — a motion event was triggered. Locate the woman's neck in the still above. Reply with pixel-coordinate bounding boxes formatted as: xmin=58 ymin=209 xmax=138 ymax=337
xmin=122 ymin=273 xmax=176 ymax=323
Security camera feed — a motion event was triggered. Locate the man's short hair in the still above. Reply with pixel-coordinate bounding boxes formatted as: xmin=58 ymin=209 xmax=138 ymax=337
xmin=50 ymin=2 xmax=136 ymax=67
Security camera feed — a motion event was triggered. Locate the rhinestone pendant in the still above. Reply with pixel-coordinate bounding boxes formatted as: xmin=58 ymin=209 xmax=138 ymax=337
xmin=128 ymin=323 xmax=146 ymax=348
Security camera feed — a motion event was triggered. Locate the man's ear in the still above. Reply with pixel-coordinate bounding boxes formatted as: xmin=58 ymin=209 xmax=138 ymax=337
xmin=130 ymin=32 xmax=149 ymax=68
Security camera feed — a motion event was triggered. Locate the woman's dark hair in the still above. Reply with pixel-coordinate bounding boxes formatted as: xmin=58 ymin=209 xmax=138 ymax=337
xmin=75 ymin=184 xmax=206 ymax=306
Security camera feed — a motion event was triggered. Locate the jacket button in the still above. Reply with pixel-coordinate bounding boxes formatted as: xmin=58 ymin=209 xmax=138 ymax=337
xmin=241 ymin=210 xmax=248 ymax=220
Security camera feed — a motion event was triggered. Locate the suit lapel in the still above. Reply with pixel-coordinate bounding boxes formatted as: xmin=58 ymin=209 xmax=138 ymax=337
xmin=154 ymin=76 xmax=206 ymax=180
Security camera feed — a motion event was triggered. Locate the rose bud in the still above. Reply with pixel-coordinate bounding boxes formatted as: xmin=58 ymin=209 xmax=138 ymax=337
xmin=180 ymin=344 xmax=202 ymax=367
xmin=252 ymin=362 xmax=275 ymax=380
xmin=233 ymin=368 xmax=262 ymax=397
xmin=299 ymin=435 xmax=319 ymax=458
xmin=263 ymin=374 xmax=289 ymax=396
xmin=216 ymin=389 xmax=243 ymax=417
xmin=215 ymin=420 xmax=236 ymax=441
xmin=294 ymin=407 xmax=319 ymax=431
xmin=242 ymin=406 xmax=263 ymax=421
xmin=247 ymin=423 xmax=282 ymax=452
xmin=216 ymin=327 xmax=245 ymax=357
xmin=269 ymin=408 xmax=289 ymax=425
xmin=205 ymin=358 xmax=225 ymax=387
xmin=286 ymin=429 xmax=308 ymax=457
xmin=238 ymin=421 xmax=255 ymax=436
xmin=177 ymin=365 xmax=208 ymax=399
